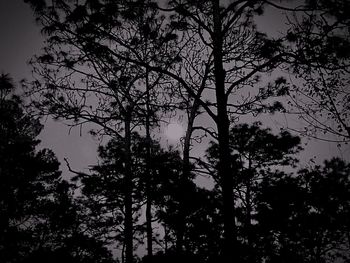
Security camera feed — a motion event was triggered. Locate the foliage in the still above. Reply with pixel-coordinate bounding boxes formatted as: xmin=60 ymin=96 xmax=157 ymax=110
xmin=0 ymin=74 xmax=113 ymax=262
xmin=18 ymin=0 xmax=350 ymax=262
xmin=204 ymin=122 xmax=303 ymax=261
xmin=256 ymin=158 xmax=350 ymax=263
xmin=285 ymin=0 xmax=350 ymax=142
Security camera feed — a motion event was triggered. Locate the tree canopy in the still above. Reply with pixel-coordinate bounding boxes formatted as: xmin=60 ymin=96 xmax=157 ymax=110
xmin=1 ymin=0 xmax=349 ymax=262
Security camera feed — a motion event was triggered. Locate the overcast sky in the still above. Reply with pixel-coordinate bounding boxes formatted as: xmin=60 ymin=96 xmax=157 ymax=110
xmin=1 ymin=0 xmax=349 ymax=180
xmin=0 ymin=0 xmax=101 ymax=176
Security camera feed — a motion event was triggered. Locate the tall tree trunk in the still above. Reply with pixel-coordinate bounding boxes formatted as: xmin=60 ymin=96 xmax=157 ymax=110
xmin=212 ymin=1 xmax=237 ymax=262
xmin=145 ymin=67 xmax=153 ymax=257
xmin=245 ymin=159 xmax=253 ymax=262
xmin=175 ymin=103 xmax=195 ymax=254
xmin=176 ymin=87 xmax=203 ymax=254
xmin=124 ymin=113 xmax=134 ymax=263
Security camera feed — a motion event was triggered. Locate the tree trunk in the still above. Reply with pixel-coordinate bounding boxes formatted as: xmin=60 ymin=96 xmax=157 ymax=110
xmin=175 ymin=108 xmax=192 ymax=254
xmin=175 ymin=89 xmax=202 ymax=254
xmin=212 ymin=1 xmax=237 ymax=262
xmin=124 ymin=113 xmax=134 ymax=263
xmin=174 ymin=129 xmax=190 ymax=254
xmin=145 ymin=67 xmax=153 ymax=257
xmin=245 ymin=160 xmax=253 ymax=262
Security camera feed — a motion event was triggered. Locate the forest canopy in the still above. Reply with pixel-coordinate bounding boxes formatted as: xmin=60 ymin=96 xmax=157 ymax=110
xmin=1 ymin=0 xmax=350 ymax=263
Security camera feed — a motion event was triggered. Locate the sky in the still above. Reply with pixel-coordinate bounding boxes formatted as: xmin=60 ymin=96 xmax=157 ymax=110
xmin=0 ymin=0 xmax=349 ymax=181
xmin=0 ymin=0 xmax=100 ymax=175
xmin=0 ymin=0 xmax=185 ymax=177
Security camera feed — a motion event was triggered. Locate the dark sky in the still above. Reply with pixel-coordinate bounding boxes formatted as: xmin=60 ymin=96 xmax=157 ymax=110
xmin=0 ymin=0 xmax=349 ymax=180
xmin=0 ymin=0 xmax=42 ymax=79
xmin=0 ymin=0 xmax=100 ymax=175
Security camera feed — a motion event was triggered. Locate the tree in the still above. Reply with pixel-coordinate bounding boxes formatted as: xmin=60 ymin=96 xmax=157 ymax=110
xmin=0 ymin=74 xmax=114 ymax=262
xmin=24 ymin=179 xmax=115 ymax=263
xmin=75 ymin=132 xmax=193 ymax=261
xmin=283 ymin=0 xmax=350 ymax=143
xmin=23 ymin=2 xmax=181 ymax=261
xmin=255 ymin=158 xmax=350 ymax=263
xmin=0 ymin=73 xmax=52 ymax=262
xmin=74 ymin=133 xmax=145 ymax=262
xmin=145 ymin=143 xmax=222 ymax=262
xmin=154 ymin=3 xmax=290 ymax=259
xmin=204 ymin=122 xmax=302 ymax=262
xmin=24 ymin=1 xmax=348 ymax=262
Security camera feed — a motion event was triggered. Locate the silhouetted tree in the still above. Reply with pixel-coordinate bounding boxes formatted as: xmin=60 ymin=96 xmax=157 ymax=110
xmin=0 ymin=74 xmax=114 ymax=263
xmin=142 ymin=146 xmax=222 ymax=262
xmin=149 ymin=147 xmax=197 ymax=253
xmin=255 ymin=158 xmax=350 ymax=263
xmin=22 ymin=180 xmax=115 ymax=263
xmin=152 ymin=3 xmax=289 ymax=260
xmin=0 ymin=73 xmax=54 ymax=262
xmin=75 ymin=133 xmax=194 ymax=261
xmin=23 ymin=1 xmax=350 ymax=262
xmin=74 ymin=133 xmax=146 ymax=261
xmin=23 ymin=2 xmax=180 ymax=261
xmin=178 ymin=187 xmax=223 ymax=262
xmin=24 ymin=0 xmax=293 ymax=258
xmin=204 ymin=122 xmax=302 ymax=262
xmin=283 ymin=0 xmax=350 ymax=143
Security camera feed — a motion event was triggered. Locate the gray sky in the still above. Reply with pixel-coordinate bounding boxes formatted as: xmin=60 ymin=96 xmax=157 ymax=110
xmin=0 ymin=0 xmax=100 ymax=175
xmin=0 ymin=0 xmax=41 ymax=78
xmin=0 ymin=0 xmax=349 ymax=180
